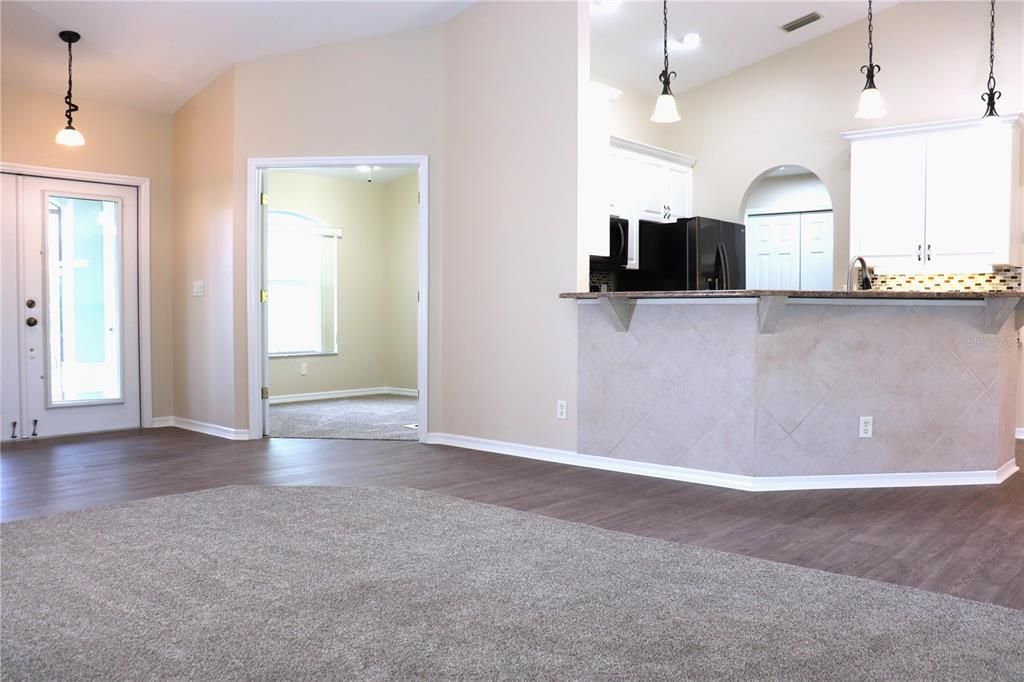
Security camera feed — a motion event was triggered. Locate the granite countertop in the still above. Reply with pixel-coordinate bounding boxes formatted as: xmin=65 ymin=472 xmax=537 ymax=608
xmin=560 ymin=289 xmax=1024 ymax=300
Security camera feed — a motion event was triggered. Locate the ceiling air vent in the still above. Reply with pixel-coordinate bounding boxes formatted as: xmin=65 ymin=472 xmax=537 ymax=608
xmin=781 ymin=12 xmax=822 ymax=33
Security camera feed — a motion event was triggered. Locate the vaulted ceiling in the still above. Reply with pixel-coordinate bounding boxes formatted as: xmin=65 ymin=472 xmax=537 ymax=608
xmin=1 ymin=1 xmax=470 ymax=113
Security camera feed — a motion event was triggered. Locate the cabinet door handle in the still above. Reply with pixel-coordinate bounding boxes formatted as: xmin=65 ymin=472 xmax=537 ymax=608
xmin=917 ymin=245 xmax=922 ymax=261
xmin=927 ymin=244 xmax=932 ymax=261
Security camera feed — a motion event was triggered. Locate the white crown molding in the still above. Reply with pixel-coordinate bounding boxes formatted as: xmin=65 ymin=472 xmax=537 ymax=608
xmin=841 ymin=112 xmax=1023 ymax=141
xmin=426 ymin=433 xmax=1020 ymax=491
xmin=611 ymin=136 xmax=697 ymax=168
xmin=268 ymin=387 xmax=417 ymax=405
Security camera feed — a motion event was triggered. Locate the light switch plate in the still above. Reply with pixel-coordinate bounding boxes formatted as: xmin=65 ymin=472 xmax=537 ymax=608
xmin=192 ymin=280 xmax=205 ymax=297
xmin=300 ymin=362 xmax=308 ymax=376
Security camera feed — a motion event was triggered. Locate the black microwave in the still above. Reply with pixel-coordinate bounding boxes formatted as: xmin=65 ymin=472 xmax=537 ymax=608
xmin=589 ymin=216 xmax=629 ymax=271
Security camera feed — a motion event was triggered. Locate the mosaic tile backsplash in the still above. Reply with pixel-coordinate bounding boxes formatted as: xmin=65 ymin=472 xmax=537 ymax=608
xmin=858 ymin=264 xmax=1022 ymax=293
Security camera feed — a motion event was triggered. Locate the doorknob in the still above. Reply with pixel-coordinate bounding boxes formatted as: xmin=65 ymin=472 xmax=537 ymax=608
xmin=25 ymin=299 xmax=36 ymax=309
xmin=25 ymin=317 xmax=38 ymax=327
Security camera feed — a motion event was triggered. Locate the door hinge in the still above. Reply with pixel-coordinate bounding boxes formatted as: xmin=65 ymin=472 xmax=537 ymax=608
xmin=417 ymin=191 xmax=421 ymax=204
xmin=260 ymin=192 xmax=269 ymax=206
xmin=260 ymin=289 xmax=268 ymax=303
xmin=261 ymin=386 xmax=269 ymax=400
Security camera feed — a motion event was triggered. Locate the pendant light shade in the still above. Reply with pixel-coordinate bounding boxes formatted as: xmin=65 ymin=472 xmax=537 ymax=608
xmin=854 ymin=0 xmax=885 ymax=120
xmin=55 ymin=30 xmax=84 ymax=147
xmin=55 ymin=127 xmax=85 ymax=146
xmin=650 ymin=0 xmax=680 ymax=124
xmin=855 ymin=83 xmax=887 ymax=120
xmin=981 ymin=0 xmax=1002 ymax=122
xmin=652 ymin=93 xmax=681 ymax=123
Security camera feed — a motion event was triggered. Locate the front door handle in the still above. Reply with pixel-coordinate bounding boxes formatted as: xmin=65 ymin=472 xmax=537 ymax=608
xmin=25 ymin=317 xmax=38 ymax=327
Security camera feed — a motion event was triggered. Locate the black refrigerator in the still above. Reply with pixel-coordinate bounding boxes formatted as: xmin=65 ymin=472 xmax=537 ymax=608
xmin=622 ymin=217 xmax=746 ymax=291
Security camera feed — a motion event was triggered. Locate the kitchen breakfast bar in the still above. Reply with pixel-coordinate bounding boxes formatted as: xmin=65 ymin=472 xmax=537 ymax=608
xmin=561 ymin=289 xmax=1024 ymax=490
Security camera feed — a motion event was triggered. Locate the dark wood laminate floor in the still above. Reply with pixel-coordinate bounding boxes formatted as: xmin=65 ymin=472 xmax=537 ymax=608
xmin=2 ymin=428 xmax=1022 ymax=610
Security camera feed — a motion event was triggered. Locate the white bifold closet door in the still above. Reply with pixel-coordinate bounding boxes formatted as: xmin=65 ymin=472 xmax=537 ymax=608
xmin=1 ymin=173 xmax=140 ymax=440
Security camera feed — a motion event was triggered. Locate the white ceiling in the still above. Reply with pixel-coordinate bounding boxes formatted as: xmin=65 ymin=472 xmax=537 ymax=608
xmin=282 ymin=166 xmax=417 ymax=184
xmin=1 ymin=1 xmax=470 ymax=113
xmin=590 ymin=1 xmax=892 ymax=95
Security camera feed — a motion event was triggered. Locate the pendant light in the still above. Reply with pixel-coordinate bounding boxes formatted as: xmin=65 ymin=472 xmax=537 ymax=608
xmin=55 ymin=31 xmax=84 ymax=147
xmin=854 ymin=0 xmax=886 ymax=120
xmin=650 ymin=0 xmax=681 ymax=123
xmin=981 ymin=0 xmax=1002 ymax=121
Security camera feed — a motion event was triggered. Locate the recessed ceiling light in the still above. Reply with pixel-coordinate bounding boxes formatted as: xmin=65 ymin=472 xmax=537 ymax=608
xmin=669 ymin=32 xmax=702 ymax=51
xmin=590 ymin=0 xmax=622 ymax=15
xmin=680 ymin=33 xmax=701 ymax=50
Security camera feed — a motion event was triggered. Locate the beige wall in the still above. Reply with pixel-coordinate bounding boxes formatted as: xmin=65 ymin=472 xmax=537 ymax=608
xmin=171 ymin=68 xmax=237 ymax=426
xmin=267 ymin=170 xmax=417 ymax=396
xmin=744 ymin=173 xmax=833 ymax=215
xmin=0 ymin=86 xmax=175 ymax=417
xmin=441 ymin=1 xmax=581 ymax=449
xmin=663 ymin=1 xmax=1023 ymax=284
xmin=607 ymin=84 xmax=674 ymax=150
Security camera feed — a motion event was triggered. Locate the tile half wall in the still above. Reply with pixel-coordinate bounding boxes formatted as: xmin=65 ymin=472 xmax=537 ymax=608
xmin=578 ymin=300 xmax=1018 ymax=478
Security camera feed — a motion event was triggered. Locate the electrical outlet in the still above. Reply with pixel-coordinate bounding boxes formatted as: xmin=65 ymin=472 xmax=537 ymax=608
xmin=300 ymin=362 xmax=308 ymax=376
xmin=556 ymin=400 xmax=568 ymax=420
xmin=191 ymin=280 xmax=205 ymax=297
xmin=859 ymin=416 xmax=873 ymax=438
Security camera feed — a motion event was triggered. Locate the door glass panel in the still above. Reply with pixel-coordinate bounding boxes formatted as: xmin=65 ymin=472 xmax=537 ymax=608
xmin=45 ymin=195 xmax=122 ymax=405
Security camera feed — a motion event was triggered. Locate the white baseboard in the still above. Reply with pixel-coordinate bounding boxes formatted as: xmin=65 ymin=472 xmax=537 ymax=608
xmin=268 ymin=386 xmax=418 ymax=405
xmin=426 ymin=432 xmax=1020 ymax=492
xmin=149 ymin=417 xmax=251 ymax=441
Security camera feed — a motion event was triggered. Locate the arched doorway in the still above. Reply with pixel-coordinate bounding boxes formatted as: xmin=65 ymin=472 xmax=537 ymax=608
xmin=741 ymin=166 xmax=834 ymax=291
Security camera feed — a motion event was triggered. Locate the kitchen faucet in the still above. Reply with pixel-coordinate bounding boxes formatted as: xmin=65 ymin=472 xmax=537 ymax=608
xmin=847 ymin=256 xmax=872 ymax=291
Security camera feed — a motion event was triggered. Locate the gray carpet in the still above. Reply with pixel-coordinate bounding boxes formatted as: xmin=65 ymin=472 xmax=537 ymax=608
xmin=2 ymin=486 xmax=1022 ymax=680
xmin=269 ymin=394 xmax=417 ymax=440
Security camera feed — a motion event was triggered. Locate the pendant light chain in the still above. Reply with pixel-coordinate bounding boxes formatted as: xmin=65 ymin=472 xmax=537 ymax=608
xmin=658 ymin=0 xmax=676 ymax=92
xmin=64 ymin=38 xmax=78 ymax=129
xmin=662 ymin=0 xmax=669 ymax=76
xmin=866 ymin=0 xmax=874 ymax=67
xmin=987 ymin=0 xmax=997 ymax=91
xmin=982 ymin=0 xmax=1001 ymax=118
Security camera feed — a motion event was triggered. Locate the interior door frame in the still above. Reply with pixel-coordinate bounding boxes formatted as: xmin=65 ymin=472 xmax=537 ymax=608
xmin=0 ymin=163 xmax=154 ymax=428
xmin=246 ymin=155 xmax=430 ymax=442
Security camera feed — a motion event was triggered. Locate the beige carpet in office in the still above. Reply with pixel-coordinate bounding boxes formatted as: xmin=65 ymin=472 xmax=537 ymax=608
xmin=268 ymin=394 xmax=417 ymax=440
xmin=3 ymin=486 xmax=1022 ymax=680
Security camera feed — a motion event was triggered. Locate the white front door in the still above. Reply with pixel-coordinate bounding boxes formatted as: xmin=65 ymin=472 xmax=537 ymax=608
xmin=1 ymin=173 xmax=140 ymax=440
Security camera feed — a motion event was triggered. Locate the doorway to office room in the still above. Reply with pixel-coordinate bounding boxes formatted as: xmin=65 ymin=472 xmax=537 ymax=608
xmin=252 ymin=159 xmax=427 ymax=441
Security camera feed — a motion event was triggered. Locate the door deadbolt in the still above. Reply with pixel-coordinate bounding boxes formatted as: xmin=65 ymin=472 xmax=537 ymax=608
xmin=25 ymin=317 xmax=38 ymax=327
xmin=25 ymin=299 xmax=36 ymax=309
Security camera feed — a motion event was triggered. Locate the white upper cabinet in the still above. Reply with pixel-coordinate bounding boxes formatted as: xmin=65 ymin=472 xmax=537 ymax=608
xmin=847 ymin=116 xmax=1022 ymax=275
xmin=849 ymin=134 xmax=927 ymax=273
xmin=609 ymin=138 xmax=696 ymax=224
xmin=924 ymin=126 xmax=1014 ymax=272
xmin=664 ymin=164 xmax=694 ymax=221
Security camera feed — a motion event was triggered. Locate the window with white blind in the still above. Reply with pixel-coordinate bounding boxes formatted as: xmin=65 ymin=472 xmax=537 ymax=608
xmin=266 ymin=211 xmax=341 ymax=356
